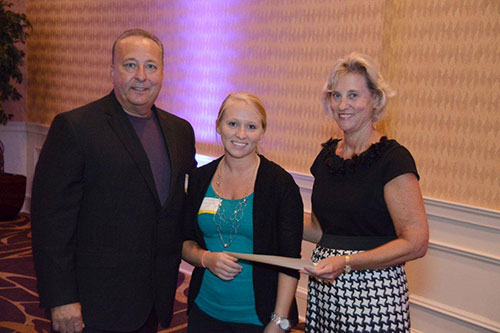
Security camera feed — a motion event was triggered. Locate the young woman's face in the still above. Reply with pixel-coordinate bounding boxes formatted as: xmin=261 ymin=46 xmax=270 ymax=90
xmin=217 ymin=100 xmax=265 ymax=160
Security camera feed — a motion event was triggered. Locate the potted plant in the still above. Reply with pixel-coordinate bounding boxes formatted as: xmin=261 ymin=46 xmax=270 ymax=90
xmin=0 ymin=0 xmax=31 ymax=220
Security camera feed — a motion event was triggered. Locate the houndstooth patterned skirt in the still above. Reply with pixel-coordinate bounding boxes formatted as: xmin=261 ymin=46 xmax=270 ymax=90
xmin=305 ymin=245 xmax=410 ymax=333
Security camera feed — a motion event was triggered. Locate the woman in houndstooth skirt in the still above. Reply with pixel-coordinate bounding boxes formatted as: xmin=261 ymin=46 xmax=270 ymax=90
xmin=302 ymin=52 xmax=429 ymax=332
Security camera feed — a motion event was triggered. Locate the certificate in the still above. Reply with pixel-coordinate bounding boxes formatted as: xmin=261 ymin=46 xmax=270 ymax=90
xmin=225 ymin=252 xmax=315 ymax=271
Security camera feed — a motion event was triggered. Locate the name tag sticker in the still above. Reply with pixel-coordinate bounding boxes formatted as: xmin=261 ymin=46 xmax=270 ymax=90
xmin=198 ymin=197 xmax=222 ymax=215
xmin=184 ymin=174 xmax=189 ymax=193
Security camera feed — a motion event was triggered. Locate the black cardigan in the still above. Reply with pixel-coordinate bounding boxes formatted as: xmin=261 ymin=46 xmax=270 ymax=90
xmin=183 ymin=155 xmax=303 ymax=325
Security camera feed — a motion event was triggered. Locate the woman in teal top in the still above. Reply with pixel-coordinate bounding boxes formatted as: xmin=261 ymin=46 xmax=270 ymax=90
xmin=196 ymin=186 xmax=260 ymax=325
xmin=182 ymin=93 xmax=303 ymax=332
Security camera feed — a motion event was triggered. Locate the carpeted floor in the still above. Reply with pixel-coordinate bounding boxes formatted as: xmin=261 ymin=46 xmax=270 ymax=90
xmin=0 ymin=214 xmax=50 ymax=333
xmin=0 ymin=215 xmax=304 ymax=332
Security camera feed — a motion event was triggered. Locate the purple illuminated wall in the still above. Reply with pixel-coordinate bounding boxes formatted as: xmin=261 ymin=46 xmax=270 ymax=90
xmin=158 ymin=1 xmax=243 ymax=148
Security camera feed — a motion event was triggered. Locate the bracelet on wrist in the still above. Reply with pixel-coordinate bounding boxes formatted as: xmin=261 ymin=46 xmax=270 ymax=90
xmin=344 ymin=255 xmax=352 ymax=274
xmin=201 ymin=250 xmax=210 ymax=268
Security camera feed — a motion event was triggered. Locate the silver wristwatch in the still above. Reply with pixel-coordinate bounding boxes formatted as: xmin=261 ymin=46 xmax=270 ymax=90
xmin=271 ymin=312 xmax=291 ymax=331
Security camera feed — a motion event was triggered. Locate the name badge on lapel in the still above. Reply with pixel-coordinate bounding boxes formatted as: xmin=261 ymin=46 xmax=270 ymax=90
xmin=199 ymin=197 xmax=222 ymax=215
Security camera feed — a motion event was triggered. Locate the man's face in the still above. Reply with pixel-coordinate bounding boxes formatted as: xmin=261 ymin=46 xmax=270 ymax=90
xmin=111 ymin=36 xmax=163 ymax=117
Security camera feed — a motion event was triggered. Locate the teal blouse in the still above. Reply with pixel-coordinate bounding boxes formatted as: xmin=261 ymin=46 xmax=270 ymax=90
xmin=194 ymin=184 xmax=262 ymax=325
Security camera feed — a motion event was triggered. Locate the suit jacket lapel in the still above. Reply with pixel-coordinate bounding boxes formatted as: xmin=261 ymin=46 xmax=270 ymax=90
xmin=104 ymin=92 xmax=161 ymax=206
xmin=156 ymin=109 xmax=180 ymax=210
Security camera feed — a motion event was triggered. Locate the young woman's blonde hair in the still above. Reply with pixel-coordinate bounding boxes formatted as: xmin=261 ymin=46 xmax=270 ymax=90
xmin=216 ymin=92 xmax=267 ymax=130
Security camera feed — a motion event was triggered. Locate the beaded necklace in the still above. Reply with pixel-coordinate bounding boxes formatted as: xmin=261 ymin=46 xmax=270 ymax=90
xmin=213 ymin=156 xmax=260 ymax=248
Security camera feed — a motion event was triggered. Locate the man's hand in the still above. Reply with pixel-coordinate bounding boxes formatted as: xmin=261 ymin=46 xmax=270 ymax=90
xmin=50 ymin=302 xmax=84 ymax=333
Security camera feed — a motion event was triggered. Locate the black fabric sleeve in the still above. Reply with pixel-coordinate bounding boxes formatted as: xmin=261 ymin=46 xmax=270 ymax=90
xmin=310 ymin=147 xmax=326 ymax=176
xmin=31 ymin=114 xmax=84 ymax=309
xmin=275 ymin=170 xmax=304 ymax=280
xmin=382 ymin=145 xmax=420 ymax=185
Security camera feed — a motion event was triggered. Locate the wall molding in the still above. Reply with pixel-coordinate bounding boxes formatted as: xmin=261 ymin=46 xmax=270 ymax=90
xmin=0 ymin=120 xmax=27 ymax=132
xmin=428 ymin=240 xmax=500 ymax=266
xmin=0 ymin=121 xmax=50 ymax=212
xmin=424 ymin=197 xmax=500 ymax=232
xmin=25 ymin=121 xmax=49 ymax=136
xmin=410 ymin=294 xmax=500 ymax=332
xmin=0 ymin=121 xmax=48 ymax=135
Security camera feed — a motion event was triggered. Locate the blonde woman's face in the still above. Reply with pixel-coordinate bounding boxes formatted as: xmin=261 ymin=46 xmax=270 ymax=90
xmin=329 ymin=73 xmax=376 ymax=135
xmin=217 ymin=101 xmax=265 ymax=160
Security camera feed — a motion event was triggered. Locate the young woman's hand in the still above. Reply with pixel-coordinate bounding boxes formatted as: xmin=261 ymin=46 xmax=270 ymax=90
xmin=205 ymin=252 xmax=242 ymax=280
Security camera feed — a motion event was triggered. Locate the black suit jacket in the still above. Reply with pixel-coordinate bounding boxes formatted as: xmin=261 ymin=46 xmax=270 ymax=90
xmin=31 ymin=92 xmax=196 ymax=330
xmin=183 ymin=155 xmax=303 ymax=325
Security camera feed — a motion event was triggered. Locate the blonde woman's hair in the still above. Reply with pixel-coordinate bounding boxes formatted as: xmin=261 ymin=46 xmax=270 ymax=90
xmin=321 ymin=52 xmax=395 ymax=121
xmin=216 ymin=92 xmax=267 ymax=130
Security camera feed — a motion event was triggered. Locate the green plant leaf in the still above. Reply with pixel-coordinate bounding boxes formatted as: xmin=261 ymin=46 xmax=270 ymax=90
xmin=0 ymin=0 xmax=31 ymax=125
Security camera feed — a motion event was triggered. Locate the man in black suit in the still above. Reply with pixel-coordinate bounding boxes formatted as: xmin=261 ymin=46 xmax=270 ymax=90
xmin=31 ymin=29 xmax=196 ymax=333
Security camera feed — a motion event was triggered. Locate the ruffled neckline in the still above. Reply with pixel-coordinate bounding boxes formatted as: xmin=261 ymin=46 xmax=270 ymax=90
xmin=322 ymin=136 xmax=391 ymax=174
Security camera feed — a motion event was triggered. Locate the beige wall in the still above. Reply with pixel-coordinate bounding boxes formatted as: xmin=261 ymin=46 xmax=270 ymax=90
xmin=25 ymin=0 xmax=500 ymax=209
xmin=380 ymin=0 xmax=500 ymax=211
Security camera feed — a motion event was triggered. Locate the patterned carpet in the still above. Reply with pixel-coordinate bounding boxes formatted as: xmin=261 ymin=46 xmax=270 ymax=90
xmin=0 ymin=214 xmax=188 ymax=332
xmin=0 ymin=214 xmax=49 ymax=332
xmin=0 ymin=215 xmax=304 ymax=332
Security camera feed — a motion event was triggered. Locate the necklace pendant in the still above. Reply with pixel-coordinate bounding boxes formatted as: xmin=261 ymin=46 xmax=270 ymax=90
xmin=223 ymin=243 xmax=229 ymax=248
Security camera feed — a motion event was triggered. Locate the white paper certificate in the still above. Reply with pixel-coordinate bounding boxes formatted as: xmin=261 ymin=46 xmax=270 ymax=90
xmin=225 ymin=252 xmax=315 ymax=271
